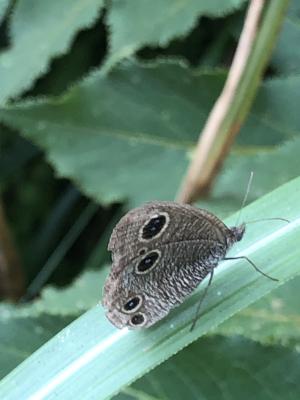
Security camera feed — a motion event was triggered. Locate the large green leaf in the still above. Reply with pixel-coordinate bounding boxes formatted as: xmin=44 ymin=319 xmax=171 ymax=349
xmin=0 ymin=0 xmax=104 ymax=104
xmin=105 ymin=0 xmax=246 ymax=69
xmin=272 ymin=0 xmax=300 ymax=74
xmin=0 ymin=177 xmax=299 ymax=399
xmin=214 ymin=138 xmax=300 ymax=201
xmin=0 ymin=61 xmax=224 ymax=205
xmin=116 ymin=336 xmax=300 ymax=400
xmin=0 ymin=61 xmax=300 ymax=205
xmin=237 ymin=75 xmax=300 ymax=146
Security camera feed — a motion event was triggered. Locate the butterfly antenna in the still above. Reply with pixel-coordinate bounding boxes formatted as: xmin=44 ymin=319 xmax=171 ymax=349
xmin=190 ymin=268 xmax=214 ymax=332
xmin=235 ymin=171 xmax=254 ymax=227
xmin=246 ymin=217 xmax=290 ymax=224
xmin=235 ymin=171 xmax=290 ymax=226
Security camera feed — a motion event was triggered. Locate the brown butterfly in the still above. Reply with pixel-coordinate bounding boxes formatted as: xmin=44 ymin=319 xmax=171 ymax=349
xmin=101 ymin=201 xmax=262 ymax=329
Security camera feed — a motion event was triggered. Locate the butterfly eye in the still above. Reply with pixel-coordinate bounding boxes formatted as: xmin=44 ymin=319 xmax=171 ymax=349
xmin=136 ymin=250 xmax=161 ymax=274
xmin=122 ymin=295 xmax=142 ymax=314
xmin=140 ymin=212 xmax=169 ymax=240
xmin=130 ymin=313 xmax=146 ymax=327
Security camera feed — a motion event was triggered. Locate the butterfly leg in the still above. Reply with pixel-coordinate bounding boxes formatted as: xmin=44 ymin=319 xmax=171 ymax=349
xmin=224 ymin=256 xmax=278 ymax=281
xmin=190 ymin=267 xmax=214 ymax=332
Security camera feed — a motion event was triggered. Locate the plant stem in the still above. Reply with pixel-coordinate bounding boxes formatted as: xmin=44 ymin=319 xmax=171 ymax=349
xmin=177 ymin=0 xmax=290 ymax=204
xmin=0 ymin=198 xmax=24 ymax=300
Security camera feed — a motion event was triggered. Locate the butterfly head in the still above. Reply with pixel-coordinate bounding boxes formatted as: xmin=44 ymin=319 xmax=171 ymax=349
xmin=229 ymin=222 xmax=246 ymax=244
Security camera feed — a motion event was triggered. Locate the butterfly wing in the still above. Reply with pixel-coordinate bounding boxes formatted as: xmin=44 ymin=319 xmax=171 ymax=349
xmin=103 ymin=201 xmax=233 ymax=328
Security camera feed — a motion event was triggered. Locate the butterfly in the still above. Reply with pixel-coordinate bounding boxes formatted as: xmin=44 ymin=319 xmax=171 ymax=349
xmin=102 ymin=200 xmax=253 ymax=329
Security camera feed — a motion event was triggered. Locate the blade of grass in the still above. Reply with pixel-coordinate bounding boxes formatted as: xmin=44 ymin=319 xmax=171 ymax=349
xmin=23 ymin=202 xmax=98 ymax=301
xmin=1 ymin=176 xmax=300 ymax=399
xmin=84 ymin=205 xmax=125 ymax=270
xmin=27 ymin=186 xmax=81 ymax=275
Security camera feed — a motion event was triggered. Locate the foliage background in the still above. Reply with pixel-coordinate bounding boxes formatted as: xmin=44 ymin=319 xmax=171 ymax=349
xmin=0 ymin=0 xmax=300 ymax=399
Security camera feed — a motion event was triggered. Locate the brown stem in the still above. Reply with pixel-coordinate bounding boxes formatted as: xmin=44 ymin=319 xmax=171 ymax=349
xmin=0 ymin=198 xmax=25 ymax=300
xmin=176 ymin=0 xmax=266 ymax=204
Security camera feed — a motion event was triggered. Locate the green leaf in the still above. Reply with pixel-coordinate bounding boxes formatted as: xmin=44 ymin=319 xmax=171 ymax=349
xmin=0 ymin=0 xmax=10 ymax=25
xmin=214 ymin=138 xmax=300 ymax=201
xmin=0 ymin=176 xmax=299 ymax=399
xmin=0 ymin=0 xmax=104 ymax=104
xmin=0 ymin=307 xmax=73 ymax=380
xmin=105 ymin=0 xmax=246 ymax=69
xmin=0 ymin=269 xmax=107 ymax=320
xmin=0 ymin=61 xmax=224 ymax=205
xmin=24 ymin=269 xmax=107 ymax=317
xmin=237 ymin=75 xmax=300 ymax=146
xmin=215 ymin=275 xmax=300 ymax=348
xmin=272 ymin=0 xmax=300 ymax=74
xmin=116 ymin=336 xmax=300 ymax=400
xmin=0 ymin=61 xmax=300 ymax=205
